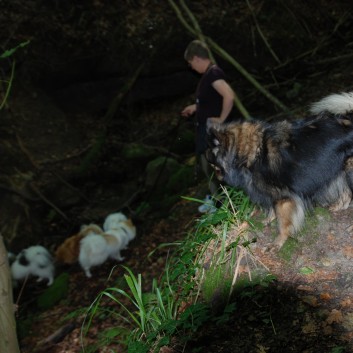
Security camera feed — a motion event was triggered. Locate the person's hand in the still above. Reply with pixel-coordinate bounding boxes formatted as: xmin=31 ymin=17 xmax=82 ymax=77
xmin=181 ymin=104 xmax=196 ymax=117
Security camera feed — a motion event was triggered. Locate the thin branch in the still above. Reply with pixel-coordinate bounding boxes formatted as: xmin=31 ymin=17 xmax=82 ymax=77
xmin=103 ymin=63 xmax=144 ymax=125
xmin=206 ymin=36 xmax=289 ymax=112
xmin=246 ymin=0 xmax=281 ymax=65
xmin=16 ymin=133 xmax=39 ymax=169
xmin=169 ymin=0 xmax=289 ymax=114
xmin=30 ymin=183 xmax=69 ymax=221
xmin=36 ymin=322 xmax=76 ymax=347
xmin=0 ymin=60 xmax=15 ymax=110
xmin=170 ymin=0 xmax=251 ymax=118
xmin=0 ymin=183 xmax=39 ymax=201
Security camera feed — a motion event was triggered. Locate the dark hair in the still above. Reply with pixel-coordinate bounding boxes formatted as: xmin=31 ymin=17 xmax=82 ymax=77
xmin=184 ymin=40 xmax=211 ymax=61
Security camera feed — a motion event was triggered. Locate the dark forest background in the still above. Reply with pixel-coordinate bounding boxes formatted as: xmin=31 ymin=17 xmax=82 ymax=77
xmin=1 ymin=1 xmax=353 ymax=352
xmin=1 ymin=1 xmax=352 ymax=243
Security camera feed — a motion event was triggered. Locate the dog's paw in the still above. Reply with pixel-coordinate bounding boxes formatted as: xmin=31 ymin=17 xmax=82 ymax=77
xmin=263 ymin=237 xmax=286 ymax=254
xmin=263 ymin=243 xmax=280 ymax=254
xmin=113 ymin=255 xmax=125 ymax=261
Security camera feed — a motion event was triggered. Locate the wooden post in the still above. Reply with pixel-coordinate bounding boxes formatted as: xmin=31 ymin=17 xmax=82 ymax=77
xmin=0 ymin=235 xmax=20 ymax=353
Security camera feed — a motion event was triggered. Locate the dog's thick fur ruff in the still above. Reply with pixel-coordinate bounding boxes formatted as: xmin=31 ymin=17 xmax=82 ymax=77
xmin=206 ymin=91 xmax=353 ymax=249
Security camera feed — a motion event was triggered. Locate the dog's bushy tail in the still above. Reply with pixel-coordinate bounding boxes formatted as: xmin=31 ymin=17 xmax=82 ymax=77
xmin=310 ymin=91 xmax=353 ymax=115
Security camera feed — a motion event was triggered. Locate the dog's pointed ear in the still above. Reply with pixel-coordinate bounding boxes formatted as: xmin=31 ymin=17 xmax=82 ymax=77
xmin=206 ymin=119 xmax=221 ymax=133
xmin=207 ymin=124 xmax=223 ymax=148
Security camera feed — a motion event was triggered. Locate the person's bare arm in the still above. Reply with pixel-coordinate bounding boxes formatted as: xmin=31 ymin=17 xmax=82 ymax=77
xmin=208 ymin=79 xmax=235 ymax=123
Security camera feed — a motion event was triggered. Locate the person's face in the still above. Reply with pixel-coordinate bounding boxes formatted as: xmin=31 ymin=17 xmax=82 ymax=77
xmin=187 ymin=56 xmax=203 ymax=73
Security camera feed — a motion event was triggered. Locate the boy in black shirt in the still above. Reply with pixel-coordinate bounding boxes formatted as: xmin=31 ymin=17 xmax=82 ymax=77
xmin=181 ymin=40 xmax=240 ymax=212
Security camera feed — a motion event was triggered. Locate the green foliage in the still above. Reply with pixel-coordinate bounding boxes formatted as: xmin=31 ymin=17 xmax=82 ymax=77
xmin=0 ymin=41 xmax=30 ymax=110
xmin=0 ymin=41 xmax=30 ymax=59
xmin=278 ymin=236 xmax=299 ymax=261
xmin=75 ymin=132 xmax=106 ymax=176
xmin=279 ymin=206 xmax=329 ymax=260
xmin=201 ymin=264 xmax=232 ymax=306
xmin=299 ymin=266 xmax=315 ymax=275
xmin=166 ymin=165 xmax=194 ymax=193
xmin=134 ymin=201 xmax=151 ymax=216
xmin=121 ymin=143 xmax=157 ymax=160
xmin=330 ymin=346 xmax=346 ymax=353
xmin=37 ymin=272 xmax=70 ymax=310
xmin=144 ymin=158 xmax=196 ymax=214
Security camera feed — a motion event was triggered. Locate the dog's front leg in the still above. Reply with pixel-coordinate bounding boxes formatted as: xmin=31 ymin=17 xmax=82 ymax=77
xmin=274 ymin=197 xmax=305 ymax=249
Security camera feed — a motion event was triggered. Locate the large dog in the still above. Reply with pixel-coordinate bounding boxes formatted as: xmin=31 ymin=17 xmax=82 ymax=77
xmin=206 ymin=92 xmax=353 ymax=249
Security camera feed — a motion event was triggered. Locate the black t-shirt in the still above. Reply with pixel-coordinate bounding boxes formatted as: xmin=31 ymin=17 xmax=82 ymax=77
xmin=194 ymin=65 xmax=238 ymax=154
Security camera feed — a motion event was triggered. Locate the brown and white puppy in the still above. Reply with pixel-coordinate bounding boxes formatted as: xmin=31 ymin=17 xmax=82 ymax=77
xmin=55 ymin=214 xmax=136 ymax=277
xmin=78 ymin=228 xmax=125 ymax=278
xmin=55 ymin=224 xmax=104 ymax=265
xmin=103 ymin=212 xmax=136 ymax=249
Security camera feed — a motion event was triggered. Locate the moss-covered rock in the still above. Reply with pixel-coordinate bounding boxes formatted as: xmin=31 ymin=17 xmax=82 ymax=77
xmin=121 ymin=143 xmax=157 ymax=160
xmin=37 ymin=272 xmax=70 ymax=310
xmin=144 ymin=156 xmax=196 ymax=214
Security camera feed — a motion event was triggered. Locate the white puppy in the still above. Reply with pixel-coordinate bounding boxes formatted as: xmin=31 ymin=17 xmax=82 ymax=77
xmin=103 ymin=212 xmax=128 ymax=231
xmin=118 ymin=219 xmax=136 ymax=246
xmin=55 ymin=223 xmax=104 ymax=265
xmin=103 ymin=212 xmax=136 ymax=249
xmin=78 ymin=226 xmax=125 ymax=278
xmin=11 ymin=245 xmax=54 ymax=286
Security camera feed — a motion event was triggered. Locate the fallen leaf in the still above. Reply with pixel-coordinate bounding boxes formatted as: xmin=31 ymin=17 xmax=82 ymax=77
xmin=326 ymin=309 xmax=343 ymax=324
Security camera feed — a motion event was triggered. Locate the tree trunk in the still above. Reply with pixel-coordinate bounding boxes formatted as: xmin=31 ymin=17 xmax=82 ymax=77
xmin=0 ymin=235 xmax=20 ymax=353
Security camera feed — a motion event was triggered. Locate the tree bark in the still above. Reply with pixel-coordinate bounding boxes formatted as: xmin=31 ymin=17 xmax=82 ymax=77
xmin=0 ymin=235 xmax=20 ymax=353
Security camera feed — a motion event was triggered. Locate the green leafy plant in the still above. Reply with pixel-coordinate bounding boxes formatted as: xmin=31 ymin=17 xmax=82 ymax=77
xmin=83 ymin=265 xmax=180 ymax=352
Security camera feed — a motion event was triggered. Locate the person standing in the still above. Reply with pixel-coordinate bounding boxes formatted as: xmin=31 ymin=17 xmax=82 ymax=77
xmin=181 ymin=39 xmax=241 ymax=212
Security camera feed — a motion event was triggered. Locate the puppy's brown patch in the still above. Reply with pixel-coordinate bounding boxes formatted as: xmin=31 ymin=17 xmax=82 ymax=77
xmin=103 ymin=233 xmax=121 ymax=247
xmin=80 ymin=224 xmax=104 ymax=236
xmin=55 ymin=233 xmax=84 ymax=264
xmin=56 ymin=224 xmax=104 ymax=264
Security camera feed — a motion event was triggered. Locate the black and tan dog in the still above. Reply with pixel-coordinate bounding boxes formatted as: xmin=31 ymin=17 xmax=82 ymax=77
xmin=206 ymin=92 xmax=353 ymax=249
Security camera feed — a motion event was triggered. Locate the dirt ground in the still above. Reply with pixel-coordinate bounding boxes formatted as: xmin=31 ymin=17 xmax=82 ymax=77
xmin=14 ymin=197 xmax=353 ymax=353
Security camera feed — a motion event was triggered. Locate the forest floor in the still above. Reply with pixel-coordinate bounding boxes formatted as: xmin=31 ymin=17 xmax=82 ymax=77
xmin=15 ymin=190 xmax=353 ymax=353
xmin=6 ymin=73 xmax=353 ymax=353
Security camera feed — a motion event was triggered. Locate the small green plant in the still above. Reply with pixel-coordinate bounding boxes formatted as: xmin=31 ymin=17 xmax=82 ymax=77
xmin=0 ymin=41 xmax=30 ymax=110
xmin=330 ymin=346 xmax=346 ymax=353
xmin=83 ymin=266 xmax=180 ymax=352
